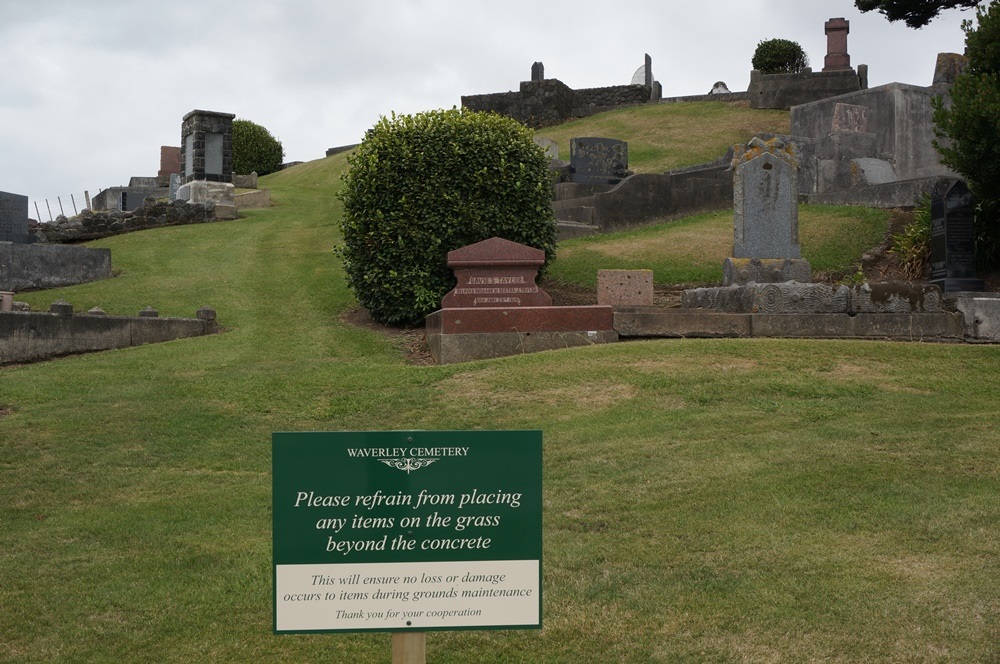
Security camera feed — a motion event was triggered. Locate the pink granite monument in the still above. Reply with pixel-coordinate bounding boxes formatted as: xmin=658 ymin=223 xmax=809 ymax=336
xmin=823 ymin=18 xmax=851 ymax=72
xmin=426 ymin=237 xmax=617 ymax=363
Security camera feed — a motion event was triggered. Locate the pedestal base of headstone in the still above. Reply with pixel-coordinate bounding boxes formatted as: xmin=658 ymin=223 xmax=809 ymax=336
xmin=681 ymin=282 xmax=942 ymax=315
xmin=176 ymin=181 xmax=235 ymax=206
xmin=930 ymin=277 xmax=985 ymax=295
xmin=723 ymin=258 xmax=811 ymax=286
xmin=426 ymin=306 xmax=617 ymax=364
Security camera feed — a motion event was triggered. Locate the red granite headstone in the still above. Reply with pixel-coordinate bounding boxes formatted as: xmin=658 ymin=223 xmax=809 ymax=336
xmin=159 ymin=146 xmax=182 ymax=178
xmin=823 ymin=18 xmax=851 ymax=72
xmin=441 ymin=237 xmax=553 ymax=309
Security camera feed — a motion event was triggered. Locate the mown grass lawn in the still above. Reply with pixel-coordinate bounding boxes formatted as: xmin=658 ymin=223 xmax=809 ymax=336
xmin=2 ymin=113 xmax=999 ymax=663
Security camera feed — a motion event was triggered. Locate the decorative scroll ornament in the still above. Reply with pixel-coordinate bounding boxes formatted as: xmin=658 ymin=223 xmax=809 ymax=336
xmin=378 ymin=457 xmax=439 ymax=474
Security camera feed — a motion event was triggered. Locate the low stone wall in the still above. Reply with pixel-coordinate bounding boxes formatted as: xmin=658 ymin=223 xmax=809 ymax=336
xmin=749 ymin=68 xmax=862 ymax=110
xmin=0 ymin=304 xmax=219 ymax=365
xmin=232 ymin=173 xmax=258 ymax=189
xmin=462 ymin=79 xmax=578 ymax=128
xmin=30 ymin=199 xmax=217 ymax=244
xmin=574 ymin=84 xmax=649 ymax=109
xmin=0 ymin=243 xmax=112 ymax=292
xmin=234 ymin=189 xmax=271 ymax=210
xmin=462 ymin=78 xmax=651 ymax=129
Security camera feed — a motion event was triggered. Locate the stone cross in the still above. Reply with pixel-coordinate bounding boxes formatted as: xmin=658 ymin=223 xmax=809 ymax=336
xmin=723 ymin=137 xmax=810 ymax=285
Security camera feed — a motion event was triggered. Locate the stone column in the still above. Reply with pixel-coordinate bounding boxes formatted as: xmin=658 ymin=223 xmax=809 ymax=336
xmin=176 ymin=109 xmax=237 ymax=218
xmin=823 ymin=18 xmax=851 ymax=72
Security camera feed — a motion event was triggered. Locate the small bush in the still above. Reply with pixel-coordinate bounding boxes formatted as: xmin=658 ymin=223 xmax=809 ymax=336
xmin=337 ymin=109 xmax=557 ymax=326
xmin=752 ymin=39 xmax=809 ymax=74
xmin=890 ymin=194 xmax=932 ymax=278
xmin=232 ymin=119 xmax=285 ymax=176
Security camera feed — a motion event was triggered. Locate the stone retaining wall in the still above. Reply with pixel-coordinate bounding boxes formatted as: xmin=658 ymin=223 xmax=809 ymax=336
xmin=29 ymin=199 xmax=217 ymax=244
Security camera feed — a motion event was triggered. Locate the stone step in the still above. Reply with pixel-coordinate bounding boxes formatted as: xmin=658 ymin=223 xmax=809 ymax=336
xmin=552 ymin=203 xmax=594 ymax=225
xmin=553 ymin=182 xmax=615 ymax=201
xmin=556 ymin=220 xmax=600 ymax=240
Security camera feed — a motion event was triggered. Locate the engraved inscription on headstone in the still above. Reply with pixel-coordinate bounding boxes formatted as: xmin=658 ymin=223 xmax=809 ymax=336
xmin=184 ymin=134 xmax=195 ymax=179
xmin=832 ymin=103 xmax=868 ymax=132
xmin=0 ymin=190 xmax=33 ymax=244
xmin=441 ymin=237 xmax=552 ymax=309
xmin=569 ymin=137 xmax=629 ymax=185
xmin=205 ymin=133 xmax=224 ymax=176
xmin=930 ymin=179 xmax=984 ymax=293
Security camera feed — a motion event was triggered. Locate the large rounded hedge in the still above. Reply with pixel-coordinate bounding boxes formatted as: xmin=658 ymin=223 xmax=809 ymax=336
xmin=752 ymin=38 xmax=809 ymax=74
xmin=232 ymin=118 xmax=284 ymax=176
xmin=337 ymin=109 xmax=557 ymax=326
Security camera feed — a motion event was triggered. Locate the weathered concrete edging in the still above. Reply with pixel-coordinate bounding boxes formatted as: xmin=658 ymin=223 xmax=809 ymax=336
xmin=613 ymin=307 xmax=968 ymax=342
xmin=1 ymin=305 xmax=219 ymax=364
xmin=1 ymin=242 xmax=112 ymax=292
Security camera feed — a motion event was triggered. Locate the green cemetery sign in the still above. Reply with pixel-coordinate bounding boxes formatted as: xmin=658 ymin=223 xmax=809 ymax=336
xmin=272 ymin=430 xmax=542 ymax=633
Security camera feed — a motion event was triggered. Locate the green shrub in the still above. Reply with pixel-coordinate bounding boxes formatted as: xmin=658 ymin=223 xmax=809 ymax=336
xmin=232 ymin=118 xmax=284 ymax=176
xmin=752 ymin=39 xmax=809 ymax=74
xmin=337 ymin=109 xmax=557 ymax=326
xmin=890 ymin=194 xmax=932 ymax=279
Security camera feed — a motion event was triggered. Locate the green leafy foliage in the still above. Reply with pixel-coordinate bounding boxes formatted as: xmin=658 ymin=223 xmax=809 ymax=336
xmin=751 ymin=39 xmax=808 ymax=74
xmin=232 ymin=118 xmax=285 ymax=176
xmin=890 ymin=194 xmax=933 ymax=279
xmin=337 ymin=109 xmax=557 ymax=326
xmin=855 ymin=0 xmax=979 ymax=28
xmin=933 ymin=1 xmax=1000 ymax=269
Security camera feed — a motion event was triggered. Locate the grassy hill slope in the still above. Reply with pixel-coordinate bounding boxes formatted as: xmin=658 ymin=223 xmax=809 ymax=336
xmin=1 ymin=107 xmax=999 ymax=662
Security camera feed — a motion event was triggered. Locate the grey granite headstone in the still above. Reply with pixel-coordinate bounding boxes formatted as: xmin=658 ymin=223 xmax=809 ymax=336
xmin=732 ymin=138 xmax=800 ymax=259
xmin=569 ymin=137 xmax=628 ymax=185
xmin=531 ymin=61 xmax=544 ymax=82
xmin=0 ymin=190 xmax=35 ymax=244
xmin=930 ymin=179 xmax=984 ymax=293
xmin=723 ymin=137 xmax=809 ymax=285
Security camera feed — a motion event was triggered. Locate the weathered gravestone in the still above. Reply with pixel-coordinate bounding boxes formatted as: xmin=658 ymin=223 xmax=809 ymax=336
xmin=930 ymin=179 xmax=984 ymax=293
xmin=0 ymin=190 xmax=35 ymax=244
xmin=724 ymin=136 xmax=810 ymax=285
xmin=533 ymin=137 xmax=559 ymax=161
xmin=531 ymin=61 xmax=544 ymax=82
xmin=569 ymin=137 xmax=629 ymax=185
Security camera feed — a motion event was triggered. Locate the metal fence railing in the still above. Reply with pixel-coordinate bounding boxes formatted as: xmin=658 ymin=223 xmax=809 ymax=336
xmin=29 ymin=191 xmax=94 ymax=223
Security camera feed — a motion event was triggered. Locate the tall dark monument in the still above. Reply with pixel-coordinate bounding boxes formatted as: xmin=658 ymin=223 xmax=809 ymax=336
xmin=930 ymin=179 xmax=984 ymax=293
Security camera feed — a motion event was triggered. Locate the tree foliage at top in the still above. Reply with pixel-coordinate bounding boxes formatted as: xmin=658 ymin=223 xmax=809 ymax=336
xmin=337 ymin=108 xmax=557 ymax=326
xmin=751 ymin=39 xmax=809 ymax=74
xmin=232 ymin=118 xmax=285 ymax=176
xmin=933 ymin=1 xmax=1000 ymax=268
xmin=855 ymin=0 xmax=980 ymax=28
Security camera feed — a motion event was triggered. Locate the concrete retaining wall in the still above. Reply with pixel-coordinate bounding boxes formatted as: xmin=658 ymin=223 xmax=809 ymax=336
xmin=749 ymin=68 xmax=862 ymax=110
xmin=0 ymin=307 xmax=219 ymax=364
xmin=234 ymin=189 xmax=271 ymax=210
xmin=0 ymin=243 xmax=112 ymax=292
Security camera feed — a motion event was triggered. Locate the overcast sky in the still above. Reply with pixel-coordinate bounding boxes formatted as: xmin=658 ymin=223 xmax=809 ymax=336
xmin=0 ymin=0 xmax=974 ymax=217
